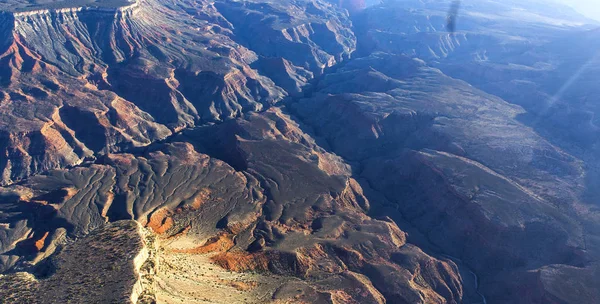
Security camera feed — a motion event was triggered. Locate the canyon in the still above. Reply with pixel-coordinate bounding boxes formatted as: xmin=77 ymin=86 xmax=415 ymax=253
xmin=0 ymin=0 xmax=599 ymax=303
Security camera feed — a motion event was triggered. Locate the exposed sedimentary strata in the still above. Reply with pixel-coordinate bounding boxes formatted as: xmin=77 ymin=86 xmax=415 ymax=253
xmin=1 ymin=0 xmax=599 ymax=303
xmin=215 ymin=0 xmax=356 ymax=72
xmin=0 ymin=112 xmax=464 ymax=303
xmin=0 ymin=0 xmax=134 ymax=13
xmin=11 ymin=1 xmax=139 ymax=18
xmin=174 ymin=109 xmax=464 ymax=303
xmin=0 ymin=142 xmax=265 ymax=269
xmin=0 ymin=0 xmax=355 ymax=186
xmin=291 ymin=51 xmax=597 ymax=304
xmin=0 ymin=143 xmax=277 ymax=302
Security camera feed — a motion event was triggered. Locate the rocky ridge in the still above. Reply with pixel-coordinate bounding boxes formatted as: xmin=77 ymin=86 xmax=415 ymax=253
xmin=1 ymin=0 xmax=600 ymax=303
xmin=0 ymin=0 xmax=354 ymax=186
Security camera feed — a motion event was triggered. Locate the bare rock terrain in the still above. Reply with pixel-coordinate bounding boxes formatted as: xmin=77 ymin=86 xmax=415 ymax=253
xmin=0 ymin=220 xmax=147 ymax=303
xmin=1 ymin=0 xmax=600 ymax=303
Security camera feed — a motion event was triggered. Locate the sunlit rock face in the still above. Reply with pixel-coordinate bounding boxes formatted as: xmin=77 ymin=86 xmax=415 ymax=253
xmin=1 ymin=0 xmax=600 ymax=303
xmin=0 ymin=0 xmax=355 ymax=186
xmin=0 ymin=114 xmax=464 ymax=303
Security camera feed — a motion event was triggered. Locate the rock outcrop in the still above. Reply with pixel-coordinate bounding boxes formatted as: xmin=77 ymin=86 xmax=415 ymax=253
xmin=0 ymin=220 xmax=148 ymax=303
xmin=0 ymin=0 xmax=355 ymax=185
xmin=291 ymin=38 xmax=598 ymax=304
xmin=0 ymin=110 xmax=465 ymax=303
xmin=2 ymin=0 xmax=600 ymax=303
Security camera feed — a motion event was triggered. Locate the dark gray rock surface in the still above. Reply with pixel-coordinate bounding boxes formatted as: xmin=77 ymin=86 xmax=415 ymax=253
xmin=1 ymin=0 xmax=600 ymax=303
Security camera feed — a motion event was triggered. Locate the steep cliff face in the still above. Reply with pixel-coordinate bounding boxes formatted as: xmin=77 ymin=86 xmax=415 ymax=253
xmin=172 ymin=109 xmax=464 ymax=303
xmin=214 ymin=0 xmax=356 ymax=72
xmin=0 ymin=0 xmax=355 ymax=185
xmin=0 ymin=117 xmax=464 ymax=303
xmin=290 ymin=50 xmax=598 ymax=304
xmin=2 ymin=0 xmax=600 ymax=303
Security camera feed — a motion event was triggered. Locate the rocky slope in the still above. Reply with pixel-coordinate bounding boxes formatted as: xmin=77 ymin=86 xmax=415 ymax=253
xmin=0 ymin=220 xmax=148 ymax=303
xmin=291 ymin=51 xmax=595 ymax=302
xmin=1 ymin=0 xmax=600 ymax=303
xmin=0 ymin=0 xmax=354 ymax=185
xmin=0 ymin=115 xmax=464 ymax=303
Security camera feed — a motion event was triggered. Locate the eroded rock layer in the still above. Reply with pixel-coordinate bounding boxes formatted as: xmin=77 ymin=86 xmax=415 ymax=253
xmin=1 ymin=0 xmax=600 ymax=303
xmin=0 ymin=0 xmax=355 ymax=185
xmin=0 ymin=111 xmax=464 ymax=303
xmin=0 ymin=220 xmax=147 ymax=303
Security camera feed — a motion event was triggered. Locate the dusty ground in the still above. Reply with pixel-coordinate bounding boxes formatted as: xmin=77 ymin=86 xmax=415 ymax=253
xmin=143 ymin=235 xmax=290 ymax=304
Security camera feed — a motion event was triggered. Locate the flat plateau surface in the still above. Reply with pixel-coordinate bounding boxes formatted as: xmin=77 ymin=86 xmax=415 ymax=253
xmin=0 ymin=0 xmax=133 ymax=12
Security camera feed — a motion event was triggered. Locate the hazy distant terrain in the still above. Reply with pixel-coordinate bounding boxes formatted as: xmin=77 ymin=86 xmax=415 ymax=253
xmin=0 ymin=0 xmax=599 ymax=303
xmin=0 ymin=0 xmax=132 ymax=12
xmin=560 ymin=0 xmax=600 ymax=21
